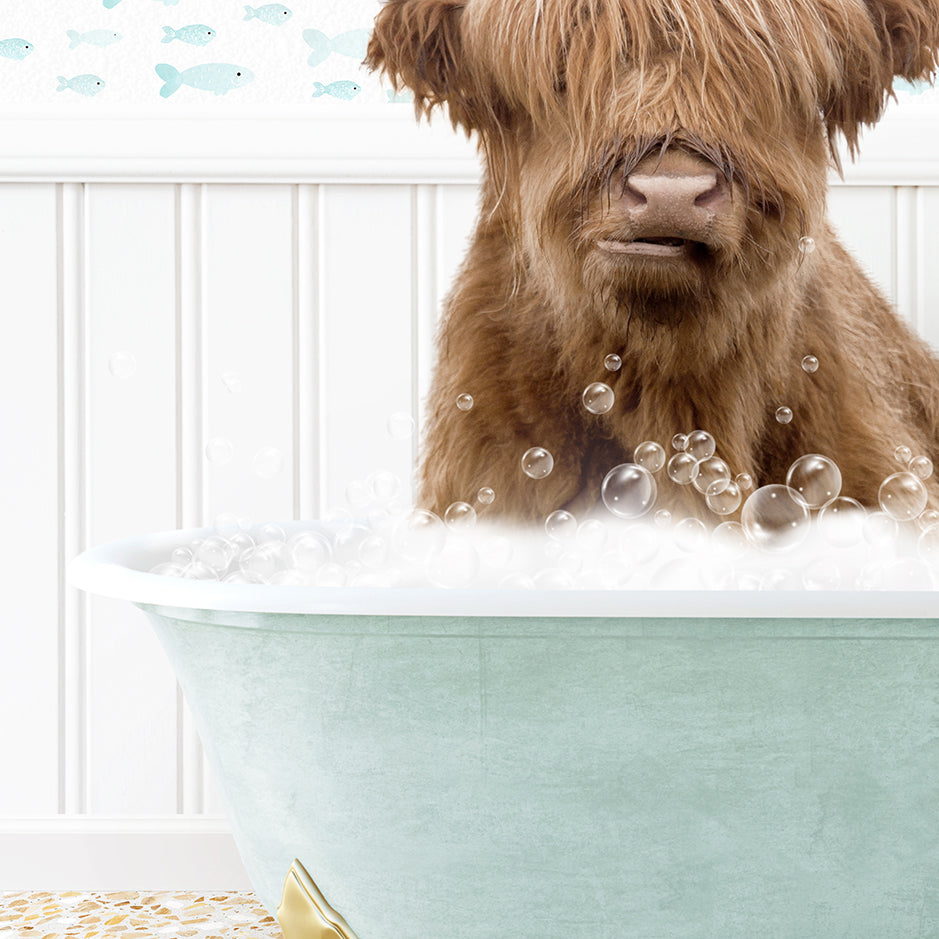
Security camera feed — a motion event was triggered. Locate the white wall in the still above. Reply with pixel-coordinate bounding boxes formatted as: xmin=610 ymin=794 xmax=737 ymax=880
xmin=1 ymin=109 xmax=938 ymax=889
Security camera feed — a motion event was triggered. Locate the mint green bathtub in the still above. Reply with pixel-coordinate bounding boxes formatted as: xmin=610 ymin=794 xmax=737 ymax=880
xmin=71 ymin=525 xmax=939 ymax=938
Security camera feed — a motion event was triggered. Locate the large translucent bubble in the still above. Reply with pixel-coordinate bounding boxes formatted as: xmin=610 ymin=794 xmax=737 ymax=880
xmin=601 ymin=463 xmax=657 ymax=519
xmin=785 ymin=454 xmax=842 ymax=509
xmin=741 ymin=485 xmax=811 ymax=550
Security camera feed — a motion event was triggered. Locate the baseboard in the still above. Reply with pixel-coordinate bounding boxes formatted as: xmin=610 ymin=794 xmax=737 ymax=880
xmin=0 ymin=817 xmax=253 ymax=892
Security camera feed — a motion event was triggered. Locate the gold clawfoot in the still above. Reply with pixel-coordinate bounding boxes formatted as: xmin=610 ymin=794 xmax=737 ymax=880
xmin=277 ymin=859 xmax=361 ymax=939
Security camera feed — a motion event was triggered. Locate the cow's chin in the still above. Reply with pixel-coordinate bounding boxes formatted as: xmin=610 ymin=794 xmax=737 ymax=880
xmin=580 ymin=245 xmax=719 ymax=330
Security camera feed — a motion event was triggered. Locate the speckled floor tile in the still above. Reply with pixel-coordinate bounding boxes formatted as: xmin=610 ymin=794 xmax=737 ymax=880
xmin=0 ymin=891 xmax=282 ymax=938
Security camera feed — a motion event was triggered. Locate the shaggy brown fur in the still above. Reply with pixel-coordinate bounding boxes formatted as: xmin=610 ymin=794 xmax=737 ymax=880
xmin=367 ymin=0 xmax=939 ymax=523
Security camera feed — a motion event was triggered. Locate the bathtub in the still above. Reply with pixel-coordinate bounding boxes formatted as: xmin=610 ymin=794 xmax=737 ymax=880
xmin=71 ymin=523 xmax=939 ymax=938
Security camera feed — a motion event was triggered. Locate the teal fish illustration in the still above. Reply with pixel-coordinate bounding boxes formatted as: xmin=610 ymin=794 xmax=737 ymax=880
xmin=162 ymin=25 xmax=216 ymax=45
xmin=103 ymin=0 xmax=122 ymax=7
xmin=302 ymin=28 xmax=370 ymax=68
xmin=156 ymin=0 xmax=181 ymax=5
xmin=387 ymin=89 xmax=414 ymax=103
xmin=67 ymin=29 xmax=121 ymax=49
xmin=311 ymin=80 xmax=361 ymax=101
xmin=0 ymin=38 xmax=33 ymax=60
xmin=57 ymin=74 xmax=106 ymax=96
xmin=243 ymin=5 xmax=292 ymax=25
xmin=156 ymin=62 xmax=254 ymax=97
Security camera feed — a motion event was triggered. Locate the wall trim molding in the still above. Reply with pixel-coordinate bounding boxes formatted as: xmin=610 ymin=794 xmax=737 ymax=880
xmin=0 ymin=816 xmax=252 ymax=892
xmin=1 ymin=111 xmax=939 ymax=184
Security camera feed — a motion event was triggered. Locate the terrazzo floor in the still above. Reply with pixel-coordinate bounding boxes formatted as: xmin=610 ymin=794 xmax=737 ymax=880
xmin=0 ymin=892 xmax=282 ymax=938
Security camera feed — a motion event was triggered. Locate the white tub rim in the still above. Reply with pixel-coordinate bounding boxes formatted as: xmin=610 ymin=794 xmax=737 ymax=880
xmin=68 ymin=523 xmax=939 ymax=619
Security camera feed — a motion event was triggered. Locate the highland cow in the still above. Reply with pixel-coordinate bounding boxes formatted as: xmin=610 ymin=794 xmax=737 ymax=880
xmin=366 ymin=0 xmax=939 ymax=524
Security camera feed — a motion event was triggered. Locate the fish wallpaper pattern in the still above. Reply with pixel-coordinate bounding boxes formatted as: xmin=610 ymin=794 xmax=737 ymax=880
xmin=0 ymin=0 xmax=411 ymax=112
xmin=0 ymin=0 xmax=935 ymax=114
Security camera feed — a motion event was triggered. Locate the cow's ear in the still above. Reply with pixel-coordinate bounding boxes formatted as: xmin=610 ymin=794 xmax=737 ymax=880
xmin=822 ymin=0 xmax=939 ymax=155
xmin=366 ymin=0 xmax=497 ymax=132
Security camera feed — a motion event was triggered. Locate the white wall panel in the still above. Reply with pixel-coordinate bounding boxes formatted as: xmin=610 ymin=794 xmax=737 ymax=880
xmin=827 ymin=185 xmax=896 ymax=305
xmin=914 ymin=187 xmax=939 ymax=356
xmin=202 ymin=185 xmax=296 ymax=526
xmin=320 ymin=185 xmax=416 ymax=509
xmin=84 ymin=185 xmax=179 ymax=815
xmin=0 ymin=184 xmax=60 ymax=815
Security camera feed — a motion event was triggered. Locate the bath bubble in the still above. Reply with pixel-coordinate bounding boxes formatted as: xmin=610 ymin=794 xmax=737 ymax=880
xmin=741 ymin=485 xmax=810 ymax=551
xmin=444 ymin=501 xmax=477 ymax=530
xmin=221 ymin=370 xmax=243 ymax=394
xmin=254 ymin=446 xmax=284 ymax=479
xmin=223 ymin=569 xmax=265 ymax=584
xmin=314 ymin=562 xmax=347 ymax=587
xmin=685 ymin=430 xmax=716 ymax=461
xmin=368 ymin=469 xmax=401 ymax=504
xmin=426 ymin=538 xmax=480 ymax=589
xmin=521 ymin=446 xmax=554 ymax=479
xmin=693 ymin=456 xmax=731 ymax=494
xmin=802 ymin=557 xmax=841 ymax=590
xmin=867 ymin=558 xmax=934 ymax=590
xmin=576 ymin=518 xmax=608 ymax=553
xmin=894 ymin=445 xmax=913 ymax=465
xmin=477 ymin=486 xmax=495 ymax=505
xmin=582 ymin=382 xmax=615 ymax=414
xmin=735 ymin=472 xmax=754 ymax=491
xmin=910 ymin=455 xmax=934 ymax=480
xmin=775 ymin=406 xmax=793 ymax=424
xmin=258 ymin=522 xmax=286 ymax=543
xmin=667 ymin=452 xmax=698 ymax=485
xmin=108 ymin=350 xmax=137 ymax=380
xmin=212 ymin=512 xmax=240 ymax=538
xmin=919 ymin=509 xmax=939 ymax=532
xmin=386 ymin=411 xmax=415 ymax=440
xmin=654 ymin=509 xmax=672 ymax=528
xmin=180 ymin=561 xmax=219 ymax=580
xmin=801 ymin=354 xmax=819 ymax=374
xmin=357 ymin=533 xmax=390 ymax=569
xmin=762 ymin=568 xmax=802 ymax=590
xmin=617 ymin=523 xmax=661 ymax=565
xmin=269 ymin=568 xmax=310 ymax=586
xmin=171 ymin=546 xmax=194 ymax=566
xmin=240 ymin=541 xmax=288 ymax=580
xmin=392 ymin=509 xmax=446 ymax=561
xmin=671 ymin=433 xmax=688 ymax=451
xmin=674 ymin=516 xmax=708 ymax=552
xmin=785 ymin=453 xmax=842 ymax=509
xmin=878 ymin=472 xmax=928 ymax=521
xmin=150 ymin=561 xmax=186 ymax=577
xmin=533 ymin=567 xmax=575 ymax=590
xmin=818 ymin=496 xmax=865 ymax=546
xmin=919 ymin=526 xmax=939 ymax=565
xmin=456 ymin=393 xmax=474 ymax=411
xmin=288 ymin=530 xmax=331 ymax=571
xmin=712 ymin=520 xmax=747 ymax=555
xmin=863 ymin=510 xmax=898 ymax=547
xmin=545 ymin=509 xmax=577 ymax=540
xmin=205 ymin=437 xmax=234 ymax=465
xmin=478 ymin=532 xmax=513 ymax=569
xmin=633 ymin=440 xmax=666 ymax=473
xmin=604 ymin=353 xmax=622 ymax=371
xmin=601 ymin=463 xmax=657 ymax=518
xmin=345 ymin=478 xmax=372 ymax=508
xmin=798 ymin=235 xmax=816 ymax=254
xmin=194 ymin=535 xmax=235 ymax=573
xmin=499 ymin=571 xmax=535 ymax=589
xmin=706 ymin=479 xmax=742 ymax=515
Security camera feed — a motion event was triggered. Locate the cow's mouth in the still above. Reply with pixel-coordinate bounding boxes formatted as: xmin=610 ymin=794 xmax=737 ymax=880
xmin=596 ymin=237 xmax=702 ymax=258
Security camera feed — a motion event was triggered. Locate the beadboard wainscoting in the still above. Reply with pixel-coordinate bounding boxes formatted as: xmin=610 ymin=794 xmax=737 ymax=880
xmin=1 ymin=112 xmax=938 ymax=888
